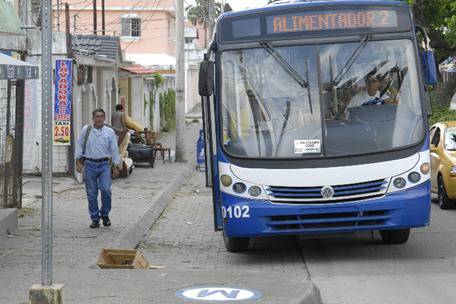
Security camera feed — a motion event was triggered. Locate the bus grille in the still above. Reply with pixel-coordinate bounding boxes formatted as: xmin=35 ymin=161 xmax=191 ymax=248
xmin=266 ymin=179 xmax=388 ymax=203
xmin=267 ymin=210 xmax=391 ymax=231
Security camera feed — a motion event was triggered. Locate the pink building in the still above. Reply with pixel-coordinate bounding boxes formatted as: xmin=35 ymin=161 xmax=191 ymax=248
xmin=62 ymin=0 xmax=179 ymax=68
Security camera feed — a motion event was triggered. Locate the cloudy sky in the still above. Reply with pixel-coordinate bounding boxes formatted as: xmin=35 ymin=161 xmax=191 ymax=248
xmin=187 ymin=0 xmax=270 ymax=11
xmin=224 ymin=0 xmax=270 ymax=10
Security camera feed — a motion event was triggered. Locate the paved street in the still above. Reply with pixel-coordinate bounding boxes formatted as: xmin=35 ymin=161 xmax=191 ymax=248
xmin=299 ymin=201 xmax=456 ymax=304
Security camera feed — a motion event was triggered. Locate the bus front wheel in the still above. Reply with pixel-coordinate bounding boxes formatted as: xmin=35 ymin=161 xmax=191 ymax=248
xmin=223 ymin=235 xmax=250 ymax=252
xmin=380 ymin=229 xmax=410 ymax=244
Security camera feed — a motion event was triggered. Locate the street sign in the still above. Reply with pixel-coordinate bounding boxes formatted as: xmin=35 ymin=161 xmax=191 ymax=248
xmin=176 ymin=286 xmax=262 ymax=301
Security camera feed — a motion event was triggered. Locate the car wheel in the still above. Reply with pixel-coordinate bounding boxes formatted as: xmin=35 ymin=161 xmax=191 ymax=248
xmin=438 ymin=175 xmax=454 ymax=210
xmin=380 ymin=229 xmax=410 ymax=244
xmin=223 ymin=233 xmax=249 ymax=252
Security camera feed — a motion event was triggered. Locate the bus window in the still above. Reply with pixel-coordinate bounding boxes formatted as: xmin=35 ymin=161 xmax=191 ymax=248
xmin=221 ymin=46 xmax=321 ymax=158
xmin=319 ymin=39 xmax=424 ymax=155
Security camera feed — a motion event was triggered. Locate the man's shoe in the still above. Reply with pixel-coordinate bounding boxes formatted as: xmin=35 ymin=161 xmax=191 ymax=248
xmin=101 ymin=216 xmax=111 ymax=227
xmin=90 ymin=220 xmax=100 ymax=228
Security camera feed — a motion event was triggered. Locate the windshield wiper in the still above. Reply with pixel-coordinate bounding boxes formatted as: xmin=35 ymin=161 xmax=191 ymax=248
xmin=260 ymin=42 xmax=308 ymax=88
xmin=260 ymin=42 xmax=313 ymax=113
xmin=332 ymin=35 xmax=371 ymax=87
xmin=275 ymin=100 xmax=291 ymax=157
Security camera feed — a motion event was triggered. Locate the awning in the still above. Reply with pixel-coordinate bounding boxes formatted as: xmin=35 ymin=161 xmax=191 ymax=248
xmin=0 ymin=53 xmax=39 ymax=80
xmin=0 ymin=1 xmax=24 ymax=36
xmin=120 ymin=64 xmax=156 ymax=75
xmin=125 ymin=53 xmax=176 ymax=67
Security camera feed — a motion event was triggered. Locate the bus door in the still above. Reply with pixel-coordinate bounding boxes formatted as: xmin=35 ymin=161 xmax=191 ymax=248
xmin=199 ymin=59 xmax=223 ymax=231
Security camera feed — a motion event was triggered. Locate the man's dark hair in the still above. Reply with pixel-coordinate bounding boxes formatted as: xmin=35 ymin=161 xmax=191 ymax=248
xmin=92 ymin=108 xmax=106 ymax=117
xmin=116 ymin=104 xmax=123 ymax=111
xmin=365 ymin=68 xmax=378 ymax=81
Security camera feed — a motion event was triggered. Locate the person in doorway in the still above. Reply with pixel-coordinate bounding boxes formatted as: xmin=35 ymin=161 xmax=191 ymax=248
xmin=111 ymin=104 xmax=126 ymax=132
xmin=111 ymin=104 xmax=128 ymax=145
xmin=75 ymin=108 xmax=122 ymax=228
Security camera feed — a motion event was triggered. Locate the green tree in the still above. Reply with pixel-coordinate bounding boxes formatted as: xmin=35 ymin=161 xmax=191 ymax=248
xmin=159 ymin=88 xmax=176 ymax=132
xmin=407 ymin=0 xmax=456 ymax=61
xmin=186 ymin=0 xmax=222 ymax=47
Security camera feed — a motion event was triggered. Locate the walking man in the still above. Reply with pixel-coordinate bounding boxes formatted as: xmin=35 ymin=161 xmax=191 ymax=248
xmin=75 ymin=108 xmax=122 ymax=228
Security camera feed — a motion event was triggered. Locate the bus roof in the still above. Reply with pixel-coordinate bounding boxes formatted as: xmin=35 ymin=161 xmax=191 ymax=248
xmin=219 ymin=0 xmax=409 ymax=20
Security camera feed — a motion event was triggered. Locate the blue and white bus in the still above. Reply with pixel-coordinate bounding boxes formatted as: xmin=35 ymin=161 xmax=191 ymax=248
xmin=198 ymin=0 xmax=437 ymax=252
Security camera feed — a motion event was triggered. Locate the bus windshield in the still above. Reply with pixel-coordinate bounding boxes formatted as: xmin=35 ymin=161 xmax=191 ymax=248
xmin=220 ymin=39 xmax=424 ymax=158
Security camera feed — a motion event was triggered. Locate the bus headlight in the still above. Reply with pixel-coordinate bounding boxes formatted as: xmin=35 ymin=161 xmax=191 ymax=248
xmin=420 ymin=163 xmax=430 ymax=175
xmin=393 ymin=177 xmax=406 ymax=189
xmin=248 ymin=186 xmax=262 ymax=197
xmin=220 ymin=175 xmax=233 ymax=187
xmin=233 ymin=182 xmax=247 ymax=194
xmin=408 ymin=172 xmax=421 ymax=183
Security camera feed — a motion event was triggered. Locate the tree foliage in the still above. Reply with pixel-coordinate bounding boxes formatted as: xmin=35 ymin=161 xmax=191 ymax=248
xmin=407 ymin=0 xmax=456 ymax=61
xmin=160 ymin=88 xmax=176 ymax=132
xmin=186 ymin=0 xmax=222 ymax=26
xmin=186 ymin=0 xmax=222 ymax=46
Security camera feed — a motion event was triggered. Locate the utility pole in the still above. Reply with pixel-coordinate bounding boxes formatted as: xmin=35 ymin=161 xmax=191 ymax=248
xmin=73 ymin=15 xmax=77 ymax=32
xmin=65 ymin=3 xmax=75 ymax=176
xmin=101 ymin=0 xmax=105 ymax=35
xmin=93 ymin=0 xmax=97 ymax=35
xmin=19 ymin=0 xmax=28 ymax=27
xmin=28 ymin=0 xmax=63 ymax=302
xmin=175 ymin=0 xmax=186 ymax=162
xmin=208 ymin=0 xmax=215 ymax=42
xmin=65 ymin=3 xmax=72 ymax=57
xmin=41 ymin=0 xmax=54 ymax=287
xmin=57 ymin=0 xmax=61 ymax=32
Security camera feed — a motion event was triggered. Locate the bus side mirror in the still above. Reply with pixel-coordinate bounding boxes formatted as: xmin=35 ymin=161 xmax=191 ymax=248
xmin=420 ymin=50 xmax=438 ymax=86
xmin=416 ymin=26 xmax=438 ymax=86
xmin=199 ymin=60 xmax=214 ymax=97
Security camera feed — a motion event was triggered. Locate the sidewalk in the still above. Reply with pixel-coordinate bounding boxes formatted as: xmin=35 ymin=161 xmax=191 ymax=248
xmin=0 ymin=122 xmax=200 ymax=304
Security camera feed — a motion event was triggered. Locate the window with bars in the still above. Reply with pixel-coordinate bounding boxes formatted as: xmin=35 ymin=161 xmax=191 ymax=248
xmin=122 ymin=17 xmax=141 ymax=37
xmin=168 ymin=19 xmax=175 ymax=39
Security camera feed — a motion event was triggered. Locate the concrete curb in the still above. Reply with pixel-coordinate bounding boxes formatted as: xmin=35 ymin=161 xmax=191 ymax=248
xmin=0 ymin=209 xmax=18 ymax=234
xmin=293 ymin=281 xmax=322 ymax=304
xmin=108 ymin=160 xmax=195 ymax=249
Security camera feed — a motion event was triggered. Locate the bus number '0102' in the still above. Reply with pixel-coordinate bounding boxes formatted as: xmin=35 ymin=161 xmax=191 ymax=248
xmin=222 ymin=205 xmax=250 ymax=219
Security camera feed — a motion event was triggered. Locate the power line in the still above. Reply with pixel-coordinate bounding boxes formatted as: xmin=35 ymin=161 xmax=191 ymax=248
xmin=69 ymin=0 xmax=93 ymax=20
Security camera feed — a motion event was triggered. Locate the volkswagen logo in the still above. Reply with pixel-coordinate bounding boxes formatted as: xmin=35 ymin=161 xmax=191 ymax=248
xmin=321 ymin=186 xmax=334 ymax=199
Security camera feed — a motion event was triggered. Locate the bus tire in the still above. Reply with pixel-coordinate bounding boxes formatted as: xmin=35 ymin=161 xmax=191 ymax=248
xmin=438 ymin=175 xmax=454 ymax=210
xmin=223 ymin=235 xmax=250 ymax=252
xmin=380 ymin=229 xmax=410 ymax=244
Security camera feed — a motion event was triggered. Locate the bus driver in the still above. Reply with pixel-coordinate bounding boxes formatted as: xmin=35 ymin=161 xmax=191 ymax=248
xmin=347 ymin=72 xmax=395 ymax=109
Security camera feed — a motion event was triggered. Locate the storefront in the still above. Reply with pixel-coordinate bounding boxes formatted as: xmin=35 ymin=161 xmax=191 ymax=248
xmin=0 ymin=53 xmax=38 ymax=208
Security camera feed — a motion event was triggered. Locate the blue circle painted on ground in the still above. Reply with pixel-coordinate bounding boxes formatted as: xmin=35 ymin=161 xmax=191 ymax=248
xmin=176 ymin=286 xmax=262 ymax=301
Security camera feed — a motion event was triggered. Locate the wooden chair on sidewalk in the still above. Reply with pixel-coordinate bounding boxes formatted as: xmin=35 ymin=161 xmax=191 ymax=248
xmin=144 ymin=128 xmax=171 ymax=164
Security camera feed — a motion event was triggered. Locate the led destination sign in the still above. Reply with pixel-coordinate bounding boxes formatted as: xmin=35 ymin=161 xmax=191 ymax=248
xmin=222 ymin=7 xmax=411 ymax=42
xmin=266 ymin=10 xmax=398 ymax=34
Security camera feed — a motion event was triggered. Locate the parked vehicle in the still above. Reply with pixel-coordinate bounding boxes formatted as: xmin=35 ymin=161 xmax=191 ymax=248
xmin=430 ymin=122 xmax=456 ymax=209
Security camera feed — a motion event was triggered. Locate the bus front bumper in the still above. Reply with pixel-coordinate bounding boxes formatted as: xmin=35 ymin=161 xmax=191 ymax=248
xmin=221 ymin=181 xmax=431 ymax=238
